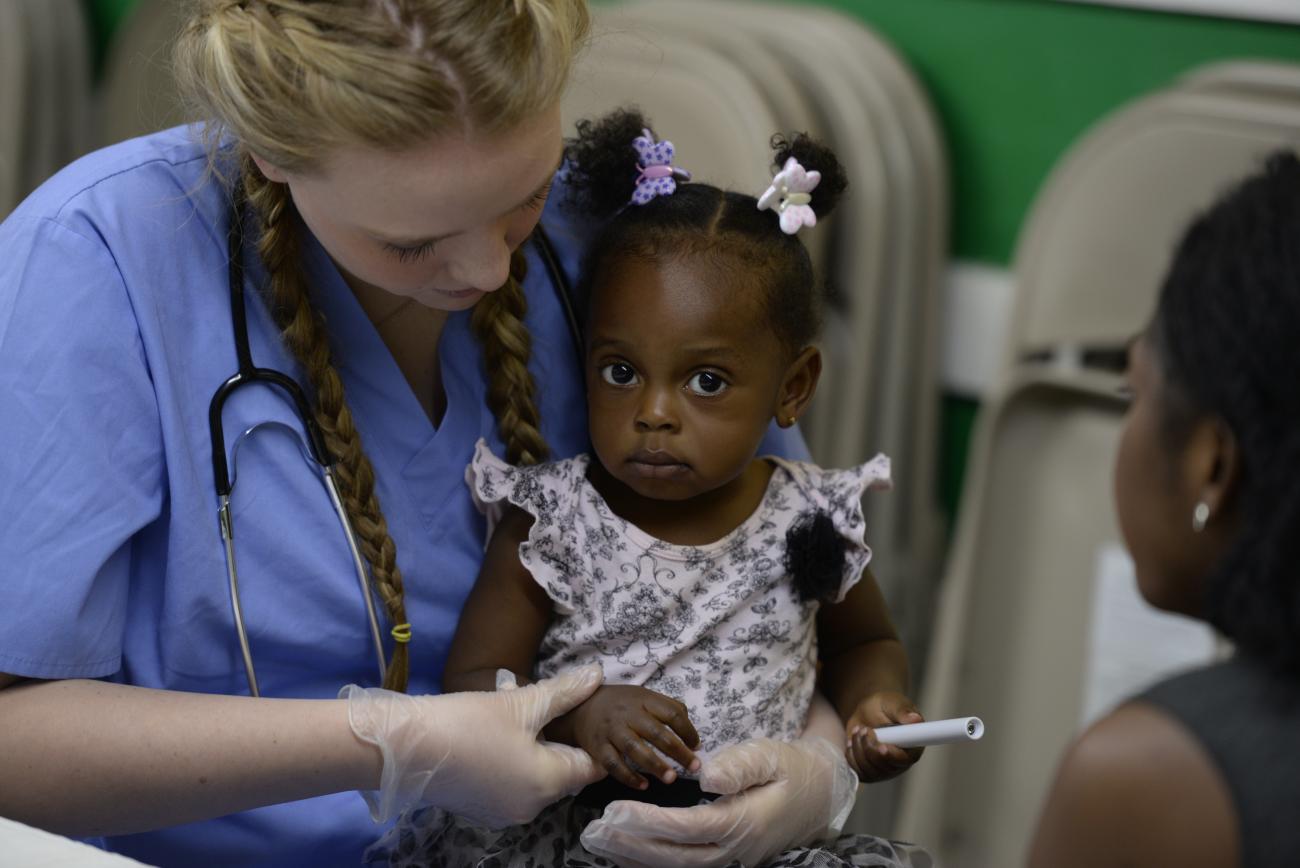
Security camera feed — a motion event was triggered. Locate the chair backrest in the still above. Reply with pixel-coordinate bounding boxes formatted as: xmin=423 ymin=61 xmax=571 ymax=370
xmin=1007 ymin=89 xmax=1300 ymax=372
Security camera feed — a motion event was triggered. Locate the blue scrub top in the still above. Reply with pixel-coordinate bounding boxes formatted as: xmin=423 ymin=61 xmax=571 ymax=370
xmin=0 ymin=126 xmax=809 ymax=867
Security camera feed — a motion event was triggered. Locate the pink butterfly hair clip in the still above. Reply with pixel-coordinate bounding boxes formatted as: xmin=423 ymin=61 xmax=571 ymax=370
xmin=757 ymin=156 xmax=821 ymax=234
xmin=630 ymin=128 xmax=692 ymax=206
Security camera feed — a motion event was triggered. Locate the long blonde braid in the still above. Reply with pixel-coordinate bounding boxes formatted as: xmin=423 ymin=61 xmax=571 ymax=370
xmin=471 ymin=250 xmax=550 ymax=466
xmin=240 ymin=155 xmax=413 ymax=691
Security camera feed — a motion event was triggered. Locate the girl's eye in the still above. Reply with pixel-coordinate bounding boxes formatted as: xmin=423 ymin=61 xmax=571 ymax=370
xmin=687 ymin=371 xmax=729 ymax=396
xmin=383 ymin=241 xmax=436 ymax=263
xmin=600 ymin=363 xmax=639 ymax=386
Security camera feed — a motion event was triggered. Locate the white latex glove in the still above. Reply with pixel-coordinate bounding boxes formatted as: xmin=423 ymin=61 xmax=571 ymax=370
xmin=580 ymin=735 xmax=857 ymax=868
xmin=341 ymin=664 xmax=604 ymax=828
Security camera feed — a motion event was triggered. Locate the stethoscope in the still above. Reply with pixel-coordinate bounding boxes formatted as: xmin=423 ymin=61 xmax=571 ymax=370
xmin=209 ymin=181 xmax=582 ymax=697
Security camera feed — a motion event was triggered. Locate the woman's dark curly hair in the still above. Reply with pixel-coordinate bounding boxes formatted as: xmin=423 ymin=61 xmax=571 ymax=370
xmin=1150 ymin=150 xmax=1300 ymax=673
xmin=562 ymin=107 xmax=847 ymax=356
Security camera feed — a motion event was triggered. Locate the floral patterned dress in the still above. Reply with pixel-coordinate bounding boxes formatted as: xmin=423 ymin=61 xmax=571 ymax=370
xmin=370 ymin=441 xmax=932 ymax=868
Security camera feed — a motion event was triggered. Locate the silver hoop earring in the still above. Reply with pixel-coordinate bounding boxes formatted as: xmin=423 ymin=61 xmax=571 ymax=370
xmin=1192 ymin=501 xmax=1210 ymax=533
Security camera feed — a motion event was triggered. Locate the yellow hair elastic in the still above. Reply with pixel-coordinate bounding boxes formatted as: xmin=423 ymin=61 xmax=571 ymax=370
xmin=391 ymin=623 xmax=412 ymax=644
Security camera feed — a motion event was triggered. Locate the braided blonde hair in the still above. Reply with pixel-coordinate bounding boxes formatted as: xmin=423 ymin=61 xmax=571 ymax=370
xmin=175 ymin=0 xmax=587 ymax=690
xmin=471 ymin=250 xmax=549 ymax=466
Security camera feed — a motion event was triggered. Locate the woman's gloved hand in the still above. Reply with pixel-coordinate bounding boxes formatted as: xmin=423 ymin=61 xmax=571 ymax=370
xmin=580 ymin=735 xmax=857 ymax=868
xmin=341 ymin=664 xmax=604 ymax=828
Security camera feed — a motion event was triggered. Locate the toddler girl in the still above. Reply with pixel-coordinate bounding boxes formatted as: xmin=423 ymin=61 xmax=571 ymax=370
xmin=382 ymin=109 xmax=929 ymax=868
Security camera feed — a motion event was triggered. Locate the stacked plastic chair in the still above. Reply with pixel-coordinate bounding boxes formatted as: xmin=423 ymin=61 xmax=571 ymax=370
xmin=895 ymin=61 xmax=1300 ymax=867
xmin=0 ymin=0 xmax=93 ymax=218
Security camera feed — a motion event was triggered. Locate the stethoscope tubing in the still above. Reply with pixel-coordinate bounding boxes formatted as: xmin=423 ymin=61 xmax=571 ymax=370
xmin=216 ymin=183 xmax=388 ymax=696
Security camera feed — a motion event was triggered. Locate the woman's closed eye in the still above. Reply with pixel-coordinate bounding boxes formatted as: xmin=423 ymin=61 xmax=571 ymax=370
xmin=383 ymin=239 xmax=436 ymax=263
xmin=600 ymin=362 xmax=639 ymax=386
xmin=525 ymin=181 xmax=553 ymax=212
xmin=686 ymin=371 xmax=729 ymax=397
xmin=380 ymin=182 xmax=549 ymax=264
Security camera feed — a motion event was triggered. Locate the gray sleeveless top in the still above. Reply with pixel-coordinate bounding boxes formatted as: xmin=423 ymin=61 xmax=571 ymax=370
xmin=1137 ymin=655 xmax=1300 ymax=867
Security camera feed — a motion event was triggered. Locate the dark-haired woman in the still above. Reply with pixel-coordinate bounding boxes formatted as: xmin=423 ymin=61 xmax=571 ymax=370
xmin=1028 ymin=152 xmax=1300 ymax=868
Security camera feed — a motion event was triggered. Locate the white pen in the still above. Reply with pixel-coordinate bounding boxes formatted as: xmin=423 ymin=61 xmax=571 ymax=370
xmin=872 ymin=716 xmax=985 ymax=748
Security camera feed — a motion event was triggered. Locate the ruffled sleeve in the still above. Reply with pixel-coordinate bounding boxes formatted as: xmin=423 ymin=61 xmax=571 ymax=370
xmin=465 ymin=438 xmax=587 ymax=614
xmin=776 ymin=455 xmax=892 ymax=604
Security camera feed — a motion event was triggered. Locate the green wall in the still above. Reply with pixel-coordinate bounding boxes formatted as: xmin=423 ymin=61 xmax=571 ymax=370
xmin=788 ymin=0 xmax=1300 ymax=264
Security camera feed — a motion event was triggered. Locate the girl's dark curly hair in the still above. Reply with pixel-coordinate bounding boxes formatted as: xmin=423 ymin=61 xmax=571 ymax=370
xmin=563 ymin=107 xmax=847 ymax=355
xmin=1150 ymin=150 xmax=1300 ymax=673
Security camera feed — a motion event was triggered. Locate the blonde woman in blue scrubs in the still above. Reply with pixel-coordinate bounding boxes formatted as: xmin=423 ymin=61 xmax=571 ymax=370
xmin=0 ymin=2 xmax=851 ymax=866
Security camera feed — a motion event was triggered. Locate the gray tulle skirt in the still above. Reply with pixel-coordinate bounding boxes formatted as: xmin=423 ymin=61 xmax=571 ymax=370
xmin=369 ymin=795 xmax=933 ymax=868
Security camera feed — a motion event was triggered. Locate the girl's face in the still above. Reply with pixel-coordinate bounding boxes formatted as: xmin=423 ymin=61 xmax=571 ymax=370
xmin=257 ymin=106 xmax=563 ymax=313
xmin=585 ymin=255 xmax=810 ymax=502
xmin=1113 ymin=334 xmax=1214 ymax=615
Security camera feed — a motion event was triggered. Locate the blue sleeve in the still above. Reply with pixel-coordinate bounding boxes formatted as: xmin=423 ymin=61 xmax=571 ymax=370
xmin=759 ymin=421 xmax=811 ymax=462
xmin=0 ymin=216 xmax=165 ymax=678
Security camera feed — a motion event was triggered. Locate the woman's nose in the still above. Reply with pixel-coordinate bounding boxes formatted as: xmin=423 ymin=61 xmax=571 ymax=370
xmin=445 ymin=228 xmax=512 ymax=292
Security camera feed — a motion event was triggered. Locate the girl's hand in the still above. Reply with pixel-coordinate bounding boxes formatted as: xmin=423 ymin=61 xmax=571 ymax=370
xmin=845 ymin=690 xmax=925 ymax=782
xmin=564 ymin=685 xmax=701 ymax=790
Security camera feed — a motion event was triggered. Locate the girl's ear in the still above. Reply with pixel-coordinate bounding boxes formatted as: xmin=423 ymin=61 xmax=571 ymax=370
xmin=249 ymin=152 xmax=290 ymax=184
xmin=775 ymin=346 xmax=821 ymax=428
